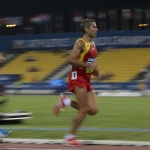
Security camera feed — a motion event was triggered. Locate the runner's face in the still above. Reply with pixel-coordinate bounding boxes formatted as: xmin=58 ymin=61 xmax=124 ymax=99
xmin=87 ymin=22 xmax=98 ymax=38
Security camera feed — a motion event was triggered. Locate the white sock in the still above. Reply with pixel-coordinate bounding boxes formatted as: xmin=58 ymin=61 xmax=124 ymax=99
xmin=63 ymin=97 xmax=71 ymax=106
xmin=64 ymin=133 xmax=76 ymax=139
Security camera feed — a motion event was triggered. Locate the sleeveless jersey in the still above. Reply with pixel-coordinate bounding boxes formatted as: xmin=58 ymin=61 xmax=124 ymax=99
xmin=71 ymin=38 xmax=98 ymax=79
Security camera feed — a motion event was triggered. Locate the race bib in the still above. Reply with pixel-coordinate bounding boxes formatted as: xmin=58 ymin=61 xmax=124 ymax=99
xmin=71 ymin=71 xmax=77 ymax=80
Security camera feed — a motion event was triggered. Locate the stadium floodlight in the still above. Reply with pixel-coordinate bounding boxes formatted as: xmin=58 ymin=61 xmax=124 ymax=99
xmin=6 ymin=24 xmax=16 ymax=27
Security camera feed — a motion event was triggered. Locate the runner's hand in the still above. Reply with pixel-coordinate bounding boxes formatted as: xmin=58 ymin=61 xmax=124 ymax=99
xmin=93 ymin=69 xmax=101 ymax=79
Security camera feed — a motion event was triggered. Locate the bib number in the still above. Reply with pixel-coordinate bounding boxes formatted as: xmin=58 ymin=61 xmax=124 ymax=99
xmin=71 ymin=71 xmax=77 ymax=80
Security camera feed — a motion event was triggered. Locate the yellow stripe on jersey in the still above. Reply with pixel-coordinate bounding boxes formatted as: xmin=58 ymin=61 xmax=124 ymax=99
xmin=76 ymin=38 xmax=90 ymax=62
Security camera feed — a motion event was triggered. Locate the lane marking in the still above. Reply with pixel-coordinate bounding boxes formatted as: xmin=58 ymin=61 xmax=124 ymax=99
xmin=1 ymin=127 xmax=150 ymax=132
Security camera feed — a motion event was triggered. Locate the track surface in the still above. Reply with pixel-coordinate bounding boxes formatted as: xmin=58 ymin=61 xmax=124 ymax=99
xmin=0 ymin=143 xmax=150 ymax=150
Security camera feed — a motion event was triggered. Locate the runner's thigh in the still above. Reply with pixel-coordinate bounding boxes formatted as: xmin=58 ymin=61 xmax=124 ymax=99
xmin=87 ymin=90 xmax=99 ymax=114
xmin=74 ymin=86 xmax=89 ymax=110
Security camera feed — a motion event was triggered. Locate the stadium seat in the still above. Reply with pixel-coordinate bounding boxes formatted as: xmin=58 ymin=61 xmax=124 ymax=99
xmin=0 ymin=51 xmax=67 ymax=82
xmin=92 ymin=48 xmax=150 ymax=82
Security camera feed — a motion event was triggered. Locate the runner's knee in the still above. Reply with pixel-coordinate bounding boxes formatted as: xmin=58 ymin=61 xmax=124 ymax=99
xmin=79 ymin=105 xmax=91 ymax=114
xmin=88 ymin=108 xmax=99 ymax=115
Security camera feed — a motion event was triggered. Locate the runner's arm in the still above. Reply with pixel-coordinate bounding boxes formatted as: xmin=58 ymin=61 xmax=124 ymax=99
xmin=67 ymin=40 xmax=90 ymax=68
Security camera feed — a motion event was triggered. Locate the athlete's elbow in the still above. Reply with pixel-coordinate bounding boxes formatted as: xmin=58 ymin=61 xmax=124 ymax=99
xmin=67 ymin=58 xmax=71 ymax=64
xmin=67 ymin=57 xmax=73 ymax=65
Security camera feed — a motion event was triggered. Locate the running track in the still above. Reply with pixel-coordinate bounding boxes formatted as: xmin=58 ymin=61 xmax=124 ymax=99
xmin=0 ymin=143 xmax=150 ymax=150
xmin=1 ymin=139 xmax=150 ymax=150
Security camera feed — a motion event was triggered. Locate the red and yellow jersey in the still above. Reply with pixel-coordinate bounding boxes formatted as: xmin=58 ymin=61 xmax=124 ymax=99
xmin=71 ymin=38 xmax=98 ymax=79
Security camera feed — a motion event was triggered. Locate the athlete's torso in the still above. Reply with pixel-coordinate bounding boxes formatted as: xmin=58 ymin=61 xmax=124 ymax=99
xmin=71 ymin=38 xmax=98 ymax=78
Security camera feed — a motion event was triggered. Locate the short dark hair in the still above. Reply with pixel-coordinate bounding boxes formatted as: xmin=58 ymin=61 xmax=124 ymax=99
xmin=80 ymin=18 xmax=95 ymax=34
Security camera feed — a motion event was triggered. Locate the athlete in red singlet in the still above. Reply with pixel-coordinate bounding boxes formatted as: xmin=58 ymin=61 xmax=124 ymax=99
xmin=53 ymin=19 xmax=100 ymax=147
xmin=68 ymin=37 xmax=98 ymax=93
